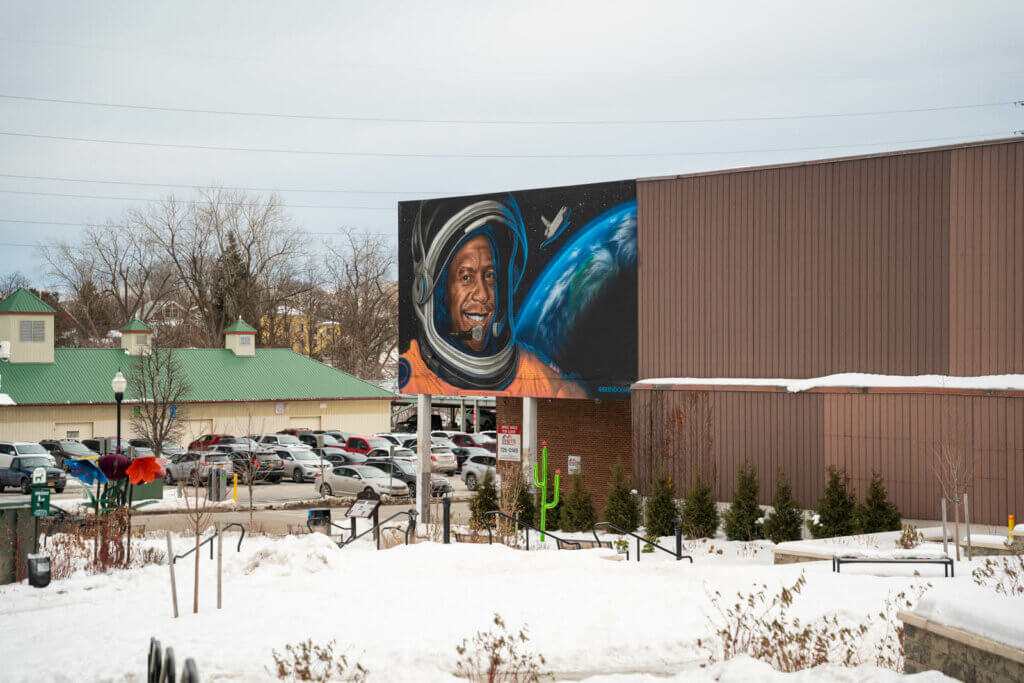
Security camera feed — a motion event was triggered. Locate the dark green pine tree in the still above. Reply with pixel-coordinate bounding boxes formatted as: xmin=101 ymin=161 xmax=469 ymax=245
xmin=722 ymin=463 xmax=763 ymax=541
xmin=212 ymin=231 xmax=252 ymax=332
xmin=855 ymin=471 xmax=902 ymax=534
xmin=644 ymin=475 xmax=680 ymax=537
xmin=469 ymin=471 xmax=500 ymax=530
xmin=602 ymin=463 xmax=641 ymax=532
xmin=810 ymin=466 xmax=857 ymax=538
xmin=681 ymin=473 xmax=719 ymax=539
xmin=762 ymin=470 xmax=804 ymax=543
xmin=561 ymin=474 xmax=597 ymax=532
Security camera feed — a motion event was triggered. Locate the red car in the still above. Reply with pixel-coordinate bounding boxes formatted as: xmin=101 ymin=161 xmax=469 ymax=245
xmin=187 ymin=434 xmax=239 ymax=451
xmin=277 ymin=428 xmax=314 ymax=436
xmin=344 ymin=436 xmax=399 ymax=456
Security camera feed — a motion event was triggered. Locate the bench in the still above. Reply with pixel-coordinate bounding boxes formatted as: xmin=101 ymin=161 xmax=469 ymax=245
xmin=453 ymin=531 xmax=489 ymax=544
xmin=832 ymin=555 xmax=954 ymax=577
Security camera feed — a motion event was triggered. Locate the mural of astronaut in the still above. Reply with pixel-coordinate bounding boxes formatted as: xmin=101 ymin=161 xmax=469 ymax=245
xmin=398 ymin=180 xmax=637 ymax=399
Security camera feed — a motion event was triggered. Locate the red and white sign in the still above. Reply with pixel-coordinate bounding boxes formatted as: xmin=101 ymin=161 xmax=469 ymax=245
xmin=497 ymin=425 xmax=521 ymax=461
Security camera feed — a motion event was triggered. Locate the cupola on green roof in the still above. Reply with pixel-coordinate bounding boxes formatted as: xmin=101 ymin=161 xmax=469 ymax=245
xmin=0 ymin=287 xmax=56 ymax=314
xmin=223 ymin=318 xmax=257 ymax=334
xmin=119 ymin=318 xmax=152 ymax=332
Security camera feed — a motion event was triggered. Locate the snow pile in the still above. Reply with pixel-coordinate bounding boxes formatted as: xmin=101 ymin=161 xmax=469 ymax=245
xmin=915 ymin=582 xmax=1024 ymax=650
xmin=963 ymin=534 xmax=1012 ymax=546
xmin=636 ymin=373 xmax=1024 ymax=393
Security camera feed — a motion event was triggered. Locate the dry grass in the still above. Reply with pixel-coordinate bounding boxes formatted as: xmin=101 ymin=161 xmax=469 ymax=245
xmin=270 ymin=639 xmax=366 ymax=682
xmin=455 ymin=614 xmax=546 ymax=682
xmin=973 ymin=554 xmax=1024 ymax=596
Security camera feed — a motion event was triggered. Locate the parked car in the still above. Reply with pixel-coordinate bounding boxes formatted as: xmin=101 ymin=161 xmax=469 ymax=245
xmin=129 ymin=438 xmax=185 ymax=457
xmin=187 ymin=434 xmax=239 ymax=451
xmin=317 ymin=464 xmax=409 ymax=499
xmin=164 ymin=452 xmax=230 ymax=485
xmin=365 ymin=447 xmax=415 ymax=461
xmin=277 ymin=428 xmax=314 ymax=436
xmin=81 ymin=437 xmax=130 ymax=456
xmin=224 ymin=451 xmax=284 ymax=484
xmin=206 ymin=439 xmax=273 ymax=456
xmin=343 ymin=436 xmax=399 ymax=457
xmin=297 ymin=432 xmax=346 ymax=449
xmin=0 ymin=441 xmax=57 ymax=468
xmin=274 ymin=448 xmax=328 ymax=483
xmin=433 ymin=431 xmax=497 ymax=453
xmin=39 ymin=439 xmax=100 ymax=469
xmin=402 ymin=436 xmax=458 ymax=451
xmin=428 ymin=446 xmax=458 ymax=475
xmin=250 ymin=433 xmax=312 ymax=455
xmin=479 ymin=430 xmax=497 ymax=441
xmin=461 ymin=453 xmax=497 ymax=491
xmin=451 ymin=446 xmax=491 ymax=473
xmin=323 ymin=452 xmax=366 ymax=468
xmin=363 ymin=458 xmax=451 ymax=499
xmin=0 ymin=455 xmax=67 ymax=494
xmin=375 ymin=432 xmax=416 ymax=447
xmin=313 ymin=429 xmax=357 ymax=444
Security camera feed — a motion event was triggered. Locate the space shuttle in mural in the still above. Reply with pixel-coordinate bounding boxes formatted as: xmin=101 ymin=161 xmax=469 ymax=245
xmin=397 ymin=180 xmax=637 ymax=399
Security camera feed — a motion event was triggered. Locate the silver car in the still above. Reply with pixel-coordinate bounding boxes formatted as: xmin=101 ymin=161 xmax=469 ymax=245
xmin=317 ymin=464 xmax=409 ymax=498
xmin=165 ymin=452 xmax=231 ymax=485
xmin=462 ymin=453 xmax=497 ymax=491
xmin=275 ymin=448 xmax=328 ymax=483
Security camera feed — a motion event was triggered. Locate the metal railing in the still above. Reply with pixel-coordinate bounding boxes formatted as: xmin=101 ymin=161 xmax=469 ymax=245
xmin=334 ymin=510 xmax=418 ymax=550
xmin=172 ymin=523 xmax=246 ymax=564
xmin=480 ymin=510 xmax=581 ymax=550
xmin=591 ymin=522 xmax=693 ymax=563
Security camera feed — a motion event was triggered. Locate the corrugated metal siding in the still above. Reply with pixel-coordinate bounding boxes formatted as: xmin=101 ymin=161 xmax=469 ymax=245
xmin=634 ymin=386 xmax=1022 ymax=525
xmin=949 ymin=142 xmax=1024 ymax=374
xmin=638 ymin=144 xmax=1022 ymax=379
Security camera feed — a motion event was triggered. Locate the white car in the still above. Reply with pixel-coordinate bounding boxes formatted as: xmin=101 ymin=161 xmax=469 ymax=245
xmin=375 ymin=432 xmax=415 ymax=446
xmin=427 ymin=446 xmax=457 ymax=475
xmin=0 ymin=441 xmax=56 ymax=468
xmin=317 ymin=464 xmax=409 ymax=498
xmin=462 ymin=453 xmax=498 ymax=491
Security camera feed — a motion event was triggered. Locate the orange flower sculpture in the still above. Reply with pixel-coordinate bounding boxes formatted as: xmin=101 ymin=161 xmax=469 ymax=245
xmin=126 ymin=455 xmax=162 ymax=484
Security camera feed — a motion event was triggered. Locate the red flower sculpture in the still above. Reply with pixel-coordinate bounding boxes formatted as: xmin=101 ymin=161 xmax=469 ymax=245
xmin=97 ymin=453 xmax=131 ymax=481
xmin=126 ymin=456 xmax=162 ymax=485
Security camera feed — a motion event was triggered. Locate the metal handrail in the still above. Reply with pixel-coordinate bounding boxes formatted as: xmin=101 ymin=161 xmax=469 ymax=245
xmin=173 ymin=523 xmax=246 ymax=564
xmin=481 ymin=510 xmax=581 ymax=550
xmin=591 ymin=522 xmax=693 ymax=563
xmin=336 ymin=510 xmax=418 ymax=550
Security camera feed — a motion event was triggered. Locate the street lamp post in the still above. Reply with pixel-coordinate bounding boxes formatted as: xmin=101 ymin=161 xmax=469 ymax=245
xmin=112 ymin=371 xmax=127 ymax=455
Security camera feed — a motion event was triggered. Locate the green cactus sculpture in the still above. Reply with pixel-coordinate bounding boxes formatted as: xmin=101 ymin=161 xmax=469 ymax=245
xmin=533 ymin=441 xmax=560 ymax=541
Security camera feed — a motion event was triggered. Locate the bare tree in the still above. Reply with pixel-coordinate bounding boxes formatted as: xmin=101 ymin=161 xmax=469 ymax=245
xmin=231 ymin=412 xmax=267 ymax=526
xmin=126 ymin=345 xmax=192 ymax=460
xmin=180 ymin=421 xmax=215 ymax=613
xmin=317 ymin=228 xmax=398 ymax=379
xmin=0 ymin=271 xmax=31 ymax=298
xmin=931 ymin=408 xmax=974 ymax=560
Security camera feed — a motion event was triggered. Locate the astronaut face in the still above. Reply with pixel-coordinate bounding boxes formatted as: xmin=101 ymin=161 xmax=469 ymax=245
xmin=445 ymin=234 xmax=495 ymax=352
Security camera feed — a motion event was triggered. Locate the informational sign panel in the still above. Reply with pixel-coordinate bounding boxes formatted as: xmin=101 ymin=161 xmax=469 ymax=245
xmin=497 ymin=425 xmax=522 ymax=461
xmin=275 ymin=402 xmax=285 ymax=415
xmin=31 ymin=489 xmax=50 ymax=517
xmin=397 ymin=180 xmax=638 ymax=399
xmin=345 ymin=498 xmax=381 ymax=519
xmin=568 ymin=455 xmax=581 ymax=474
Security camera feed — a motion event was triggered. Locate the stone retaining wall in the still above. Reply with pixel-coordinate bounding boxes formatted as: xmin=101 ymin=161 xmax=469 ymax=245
xmin=900 ymin=611 xmax=1024 ymax=682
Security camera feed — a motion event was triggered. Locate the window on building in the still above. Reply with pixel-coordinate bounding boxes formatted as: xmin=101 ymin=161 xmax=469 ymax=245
xmin=19 ymin=320 xmax=45 ymax=343
xmin=240 ymin=335 xmax=252 ymax=346
xmin=66 ymin=430 xmax=80 ymax=439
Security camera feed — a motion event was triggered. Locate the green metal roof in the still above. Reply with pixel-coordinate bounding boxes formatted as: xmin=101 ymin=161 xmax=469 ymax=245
xmin=119 ymin=318 xmax=152 ymax=332
xmin=0 ymin=348 xmax=394 ymax=405
xmin=224 ymin=319 xmax=257 ymax=333
xmin=0 ymin=288 xmax=56 ymax=314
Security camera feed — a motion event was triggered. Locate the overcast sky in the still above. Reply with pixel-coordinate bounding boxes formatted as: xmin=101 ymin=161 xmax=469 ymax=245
xmin=0 ymin=1 xmax=1021 ymax=283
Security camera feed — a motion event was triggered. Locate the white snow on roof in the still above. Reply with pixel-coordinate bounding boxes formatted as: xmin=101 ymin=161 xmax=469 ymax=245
xmin=915 ymin=582 xmax=1024 ymax=650
xmin=0 ymin=393 xmax=15 ymax=406
xmin=636 ymin=373 xmax=1024 ymax=393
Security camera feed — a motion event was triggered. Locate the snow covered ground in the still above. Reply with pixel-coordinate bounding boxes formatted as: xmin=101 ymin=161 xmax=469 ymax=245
xmin=0 ymin=527 xmax=995 ymax=682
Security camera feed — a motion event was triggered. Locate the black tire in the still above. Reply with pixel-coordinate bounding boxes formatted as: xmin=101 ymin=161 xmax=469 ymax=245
xmin=363 ymin=486 xmax=375 ymax=497
xmin=320 ymin=483 xmax=332 ymax=497
xmin=21 ymin=478 xmax=31 ymax=495
xmin=55 ymin=486 xmax=65 ymax=494
xmin=408 ymin=485 xmax=416 ymax=499
xmin=0 ymin=483 xmax=5 ymax=493
xmin=270 ymin=476 xmax=282 ymax=485
xmin=292 ymin=468 xmax=303 ymax=483
xmin=164 ymin=470 xmax=175 ymax=485
xmin=466 ymin=473 xmax=477 ymax=491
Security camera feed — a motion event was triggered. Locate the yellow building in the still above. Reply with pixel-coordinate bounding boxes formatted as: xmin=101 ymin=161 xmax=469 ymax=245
xmin=0 ymin=291 xmax=393 ymax=444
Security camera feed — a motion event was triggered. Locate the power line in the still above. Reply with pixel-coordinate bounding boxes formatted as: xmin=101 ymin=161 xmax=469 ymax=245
xmin=0 ymin=129 xmax=1014 ymax=159
xmin=1 ymin=93 xmax=1016 ymax=125
xmin=0 ymin=188 xmax=395 ymax=210
xmin=0 ymin=172 xmax=452 ymax=195
xmin=0 ymin=218 xmax=392 ymax=239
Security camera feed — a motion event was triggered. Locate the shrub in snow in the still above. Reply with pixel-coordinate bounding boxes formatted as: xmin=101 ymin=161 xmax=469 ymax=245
xmin=722 ymin=463 xmax=763 ymax=541
xmin=560 ymin=474 xmax=596 ymax=532
xmin=644 ymin=474 xmax=680 ymax=537
xmin=897 ymin=524 xmax=925 ymax=550
xmin=470 ymin=471 xmax=500 ymax=531
xmin=972 ymin=555 xmax=1024 ymax=596
xmin=602 ymin=463 xmax=640 ymax=532
xmin=761 ymin=471 xmax=804 ymax=543
xmin=809 ymin=466 xmax=856 ymax=539
xmin=854 ymin=471 xmax=902 ymax=534
xmin=270 ymin=639 xmax=366 ymax=682
xmin=455 ymin=613 xmax=546 ymax=682
xmin=681 ymin=473 xmax=719 ymax=539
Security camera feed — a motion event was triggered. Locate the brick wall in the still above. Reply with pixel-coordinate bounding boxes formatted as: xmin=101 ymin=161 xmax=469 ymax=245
xmin=496 ymin=397 xmax=633 ymax=510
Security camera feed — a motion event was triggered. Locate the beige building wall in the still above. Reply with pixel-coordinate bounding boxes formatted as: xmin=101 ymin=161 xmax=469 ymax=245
xmin=0 ymin=398 xmax=391 ymax=444
xmin=0 ymin=314 xmax=55 ymax=363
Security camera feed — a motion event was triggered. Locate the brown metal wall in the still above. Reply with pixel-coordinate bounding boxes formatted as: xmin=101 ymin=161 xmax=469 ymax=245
xmin=638 ymin=140 xmax=1024 ymax=379
xmin=633 ymin=386 xmax=1024 ymax=525
xmin=949 ymin=142 xmax=1024 ymax=375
